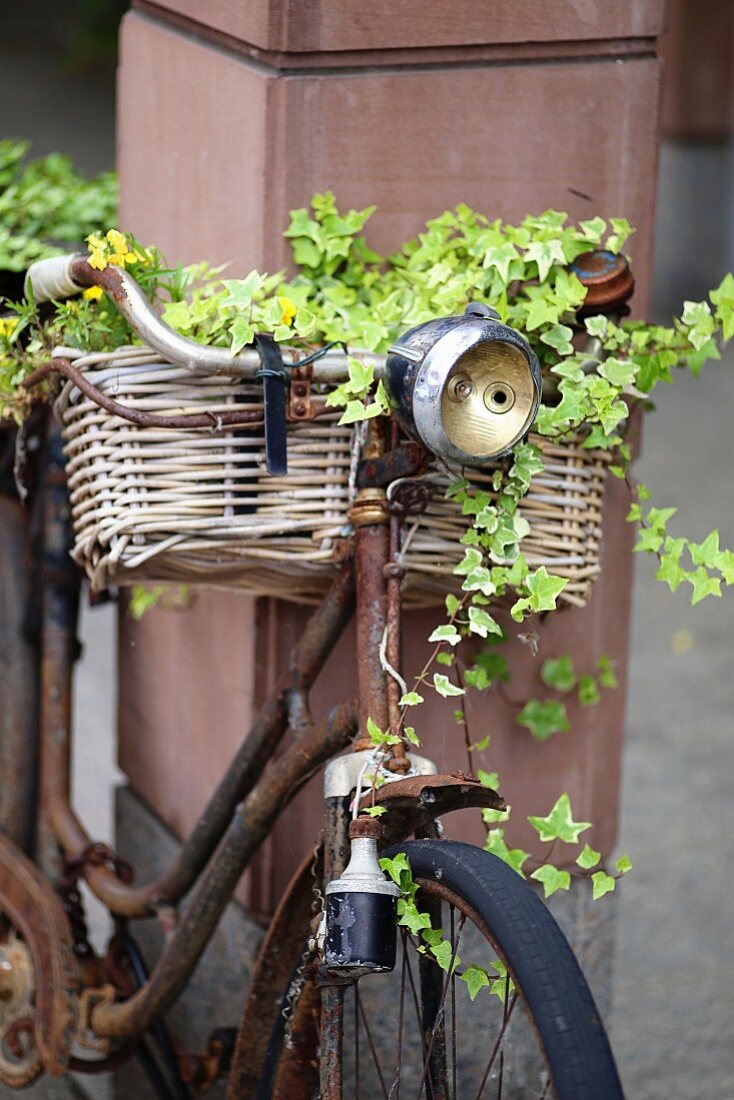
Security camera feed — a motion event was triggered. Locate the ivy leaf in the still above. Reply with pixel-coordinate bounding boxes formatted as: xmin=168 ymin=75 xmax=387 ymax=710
xmin=477 ymin=768 xmax=499 ymax=790
xmin=578 ymin=674 xmax=601 ymax=707
xmin=598 ymin=357 xmax=637 ymax=387
xmin=429 ymin=938 xmax=459 ymax=973
xmin=428 ymin=624 xmax=462 ymax=646
xmin=467 ymin=606 xmax=502 ymax=638
xmin=540 ymin=324 xmax=574 ymax=357
xmin=576 ymin=844 xmax=601 ymax=870
xmin=615 ymin=854 xmax=633 ymax=875
xmin=338 ymin=400 xmax=371 ymax=425
xmin=688 ymin=567 xmax=722 ymax=605
xmin=399 ymin=691 xmax=424 ymax=706
xmin=524 ymin=238 xmax=566 ymax=282
xmin=689 ymin=530 xmax=720 ymax=567
xmin=462 ymin=566 xmax=495 ymax=597
xmin=540 ymin=655 xmax=576 ymax=693
xmin=459 ymin=965 xmax=490 ymax=1001
xmin=525 ymin=567 xmax=568 ymax=613
xmin=597 ymin=655 xmax=618 ymax=689
xmin=516 ymin=699 xmax=569 ymax=741
xmin=432 ymin=674 xmax=465 ymax=698
xmin=485 ymin=829 xmax=529 ymax=876
xmin=454 ymin=547 xmax=484 ymax=577
xmin=530 ymin=864 xmax=571 ymax=898
xmin=715 ymin=549 xmax=734 ymax=584
xmin=634 ymin=527 xmax=664 ymax=554
xmin=710 ymin=271 xmax=734 ymax=339
xmin=366 ymin=716 xmax=400 ymax=746
xmin=221 ymin=271 xmax=264 ymax=309
xmin=655 ymin=552 xmax=686 ymax=593
xmin=445 ymin=593 xmax=462 ymax=616
xmin=528 ymin=793 xmax=591 ymax=844
xmin=591 ymin=870 xmax=616 ymax=900
xmin=488 ymin=959 xmax=515 ymax=1002
xmin=404 ymin=726 xmax=421 ymax=746
xmin=229 ymin=316 xmax=255 ymax=355
xmin=397 ymin=899 xmax=432 ymax=935
xmin=379 ymin=852 xmax=411 ymax=884
xmin=681 ymin=299 xmax=715 ymax=350
xmin=363 ymin=805 xmax=387 ymax=818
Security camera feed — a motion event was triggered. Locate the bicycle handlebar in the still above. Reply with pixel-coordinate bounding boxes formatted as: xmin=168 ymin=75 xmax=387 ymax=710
xmin=25 ymin=254 xmax=380 ymax=382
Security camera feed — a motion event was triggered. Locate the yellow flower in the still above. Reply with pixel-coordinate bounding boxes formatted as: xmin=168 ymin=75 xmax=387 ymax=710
xmin=86 ymin=234 xmax=108 ymax=271
xmin=105 ymin=229 xmax=129 ymax=255
xmin=82 ymin=286 xmax=104 ymax=301
xmin=0 ymin=318 xmax=18 ymax=337
xmin=277 ymin=295 xmax=297 ymax=326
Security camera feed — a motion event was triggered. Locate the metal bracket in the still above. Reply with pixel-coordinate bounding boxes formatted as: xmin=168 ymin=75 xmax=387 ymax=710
xmin=323 ymin=750 xmax=437 ymax=799
xmin=288 ymin=366 xmax=316 ymax=422
xmin=356 ymin=442 xmax=427 ymax=489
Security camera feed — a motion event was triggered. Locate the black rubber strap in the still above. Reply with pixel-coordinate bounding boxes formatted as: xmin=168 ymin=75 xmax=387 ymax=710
xmin=254 ymin=334 xmax=288 ymax=476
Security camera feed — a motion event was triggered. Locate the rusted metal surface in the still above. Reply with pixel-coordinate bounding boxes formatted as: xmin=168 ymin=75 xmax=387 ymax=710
xmin=0 ymin=834 xmax=78 ymax=1078
xmin=365 ymin=772 xmax=506 ymax=847
xmin=388 ymin=478 xmax=437 ymax=516
xmin=319 ymin=984 xmax=345 ymax=1100
xmin=0 ymin=497 xmax=38 ymax=853
xmin=90 ymin=698 xmax=358 ymax=1040
xmin=356 ymin=440 xmax=427 ymax=489
xmin=386 ymin=472 xmax=408 ymax=769
xmin=350 ymin=424 xmax=391 ymax=751
xmin=231 ymin=773 xmax=505 ymax=1093
xmin=37 ymin=429 xmax=81 ymax=883
xmin=46 ymin=563 xmax=355 ymax=918
xmin=418 ymin=889 xmax=450 ymax=1100
xmin=227 ymin=847 xmax=321 ymax=1098
xmin=24 ymin=358 xmax=268 ymax=429
xmin=571 ymin=249 xmax=635 ymax=316
xmin=271 ymin=972 xmax=320 ymax=1099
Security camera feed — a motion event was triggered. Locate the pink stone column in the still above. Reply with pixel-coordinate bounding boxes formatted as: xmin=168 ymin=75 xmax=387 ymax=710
xmin=117 ymin=1 xmax=665 ymax=913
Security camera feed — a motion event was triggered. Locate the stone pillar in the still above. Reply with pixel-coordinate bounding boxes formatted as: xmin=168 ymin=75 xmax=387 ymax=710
xmin=117 ymin=2 xmax=664 ymax=921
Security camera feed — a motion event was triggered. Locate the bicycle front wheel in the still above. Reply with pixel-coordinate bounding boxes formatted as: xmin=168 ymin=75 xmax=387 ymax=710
xmin=265 ymin=839 xmax=623 ymax=1100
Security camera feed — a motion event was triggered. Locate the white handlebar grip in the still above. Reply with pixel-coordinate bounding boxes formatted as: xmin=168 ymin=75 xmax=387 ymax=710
xmin=25 ymin=255 xmax=82 ymax=303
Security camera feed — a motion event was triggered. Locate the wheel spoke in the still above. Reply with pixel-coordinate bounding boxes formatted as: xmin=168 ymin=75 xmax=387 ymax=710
xmin=474 ymin=992 xmax=518 ymax=1100
xmin=414 ymin=913 xmax=465 ymax=1100
xmin=356 ymin=986 xmax=390 ymax=1100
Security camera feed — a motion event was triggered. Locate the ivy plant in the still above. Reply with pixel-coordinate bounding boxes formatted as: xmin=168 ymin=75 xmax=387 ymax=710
xmin=3 ymin=193 xmax=733 ymax=901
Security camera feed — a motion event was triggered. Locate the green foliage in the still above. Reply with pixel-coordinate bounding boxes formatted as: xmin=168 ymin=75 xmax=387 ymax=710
xmin=516 ymin=699 xmax=570 ymax=741
xmin=530 ymin=864 xmax=571 ymax=898
xmin=528 ymin=793 xmax=591 ymax=845
xmin=380 ymin=853 xmax=514 ymax=1002
xmin=0 ymin=139 xmax=117 ymax=271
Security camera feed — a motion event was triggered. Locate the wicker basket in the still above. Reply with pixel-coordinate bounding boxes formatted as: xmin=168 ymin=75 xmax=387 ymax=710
xmin=56 ymin=346 xmax=610 ymax=607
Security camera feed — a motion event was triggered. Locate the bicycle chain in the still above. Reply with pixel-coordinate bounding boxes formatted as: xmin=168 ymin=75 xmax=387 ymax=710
xmin=280 ymin=838 xmax=324 ymax=1041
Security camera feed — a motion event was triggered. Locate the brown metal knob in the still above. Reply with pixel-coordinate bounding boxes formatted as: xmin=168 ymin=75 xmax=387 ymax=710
xmin=349 ymin=816 xmax=383 ymax=840
xmin=571 ymin=250 xmax=635 ymax=315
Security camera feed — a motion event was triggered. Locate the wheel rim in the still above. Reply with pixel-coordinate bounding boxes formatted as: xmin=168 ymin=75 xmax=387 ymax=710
xmin=337 ymin=877 xmax=555 ymax=1100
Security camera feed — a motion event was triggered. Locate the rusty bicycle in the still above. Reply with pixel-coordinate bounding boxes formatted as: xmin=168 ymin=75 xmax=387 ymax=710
xmin=0 ymin=251 xmax=625 ymax=1098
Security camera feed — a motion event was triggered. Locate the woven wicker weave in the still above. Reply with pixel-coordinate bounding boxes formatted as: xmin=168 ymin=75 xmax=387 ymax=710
xmin=56 ymin=346 xmax=610 ymax=607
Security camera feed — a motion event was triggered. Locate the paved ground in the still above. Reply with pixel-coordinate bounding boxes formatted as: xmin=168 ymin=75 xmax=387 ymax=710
xmin=2 ymin=31 xmax=734 ymax=1096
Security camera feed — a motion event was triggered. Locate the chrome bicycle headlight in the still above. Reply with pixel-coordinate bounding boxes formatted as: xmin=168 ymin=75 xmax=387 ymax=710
xmin=385 ymin=304 xmax=541 ymax=467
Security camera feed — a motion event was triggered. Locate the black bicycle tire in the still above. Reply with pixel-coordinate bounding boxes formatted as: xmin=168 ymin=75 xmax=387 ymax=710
xmin=258 ymin=837 xmax=624 ymax=1099
xmin=383 ymin=838 xmax=624 ymax=1100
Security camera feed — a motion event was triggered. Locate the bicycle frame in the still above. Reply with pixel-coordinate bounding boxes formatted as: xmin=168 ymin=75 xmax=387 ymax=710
xmin=0 ymin=412 xmax=502 ymax=1085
